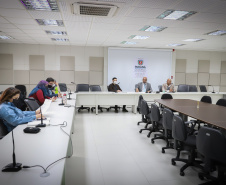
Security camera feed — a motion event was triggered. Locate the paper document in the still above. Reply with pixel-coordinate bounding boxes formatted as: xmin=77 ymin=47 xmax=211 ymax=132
xmin=27 ymin=118 xmax=51 ymax=126
xmin=37 ymin=99 xmax=52 ymax=114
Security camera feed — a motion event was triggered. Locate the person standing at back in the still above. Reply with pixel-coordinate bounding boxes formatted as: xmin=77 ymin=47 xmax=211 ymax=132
xmin=108 ymin=77 xmax=128 ymax=113
xmin=135 ymin=77 xmax=152 ymax=93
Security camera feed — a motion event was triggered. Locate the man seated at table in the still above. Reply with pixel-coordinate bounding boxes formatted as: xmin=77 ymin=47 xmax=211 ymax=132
xmin=46 ymin=77 xmax=61 ymax=98
xmin=108 ymin=77 xmax=128 ymax=113
xmin=135 ymin=77 xmax=152 ymax=93
xmin=162 ymin=78 xmax=174 ymax=92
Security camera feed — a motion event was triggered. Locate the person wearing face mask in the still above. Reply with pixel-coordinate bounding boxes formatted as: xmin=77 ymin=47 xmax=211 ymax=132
xmin=108 ymin=77 xmax=128 ymax=113
xmin=135 ymin=77 xmax=152 ymax=93
xmin=46 ymin=77 xmax=61 ymax=98
xmin=0 ymin=87 xmax=43 ymax=132
xmin=29 ymin=80 xmax=56 ymax=106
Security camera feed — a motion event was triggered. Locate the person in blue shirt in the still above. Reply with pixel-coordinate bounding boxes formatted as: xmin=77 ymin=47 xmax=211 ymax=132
xmin=46 ymin=77 xmax=61 ymax=98
xmin=0 ymin=87 xmax=42 ymax=132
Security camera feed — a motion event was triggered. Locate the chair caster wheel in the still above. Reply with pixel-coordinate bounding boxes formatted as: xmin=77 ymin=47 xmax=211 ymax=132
xmin=162 ymin=149 xmax=165 ymax=153
xmin=198 ymin=173 xmax=204 ymax=180
xmin=172 ymin=160 xmax=176 ymax=166
xmin=107 ymin=108 xmax=110 ymax=112
xmin=180 ymin=171 xmax=185 ymax=176
xmin=151 ymin=140 xmax=154 ymax=144
xmin=137 ymin=123 xmax=139 ymax=125
xmin=91 ymin=109 xmax=93 ymax=112
xmin=139 ymin=130 xmax=142 ymax=133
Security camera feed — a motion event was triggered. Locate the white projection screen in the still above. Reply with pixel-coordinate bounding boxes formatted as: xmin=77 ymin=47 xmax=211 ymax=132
xmin=108 ymin=47 xmax=172 ymax=92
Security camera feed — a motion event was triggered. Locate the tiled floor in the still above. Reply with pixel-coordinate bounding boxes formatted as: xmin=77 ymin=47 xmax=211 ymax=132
xmin=65 ymin=109 xmax=207 ymax=185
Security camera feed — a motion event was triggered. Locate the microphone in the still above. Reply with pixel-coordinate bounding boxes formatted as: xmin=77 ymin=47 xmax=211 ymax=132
xmin=36 ymin=105 xmax=46 ymax=127
xmin=71 ymin=82 xmax=75 ymax=84
xmin=208 ymin=85 xmax=215 ymax=93
xmin=67 ymin=90 xmax=72 ymax=100
xmin=68 ymin=88 xmax=72 ymax=95
xmin=117 ymin=82 xmax=120 ymax=85
xmin=2 ymin=130 xmax=22 ymax=172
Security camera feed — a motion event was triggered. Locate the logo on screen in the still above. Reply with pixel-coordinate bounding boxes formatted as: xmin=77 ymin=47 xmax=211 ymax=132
xmin=138 ymin=60 xmax=143 ymax=65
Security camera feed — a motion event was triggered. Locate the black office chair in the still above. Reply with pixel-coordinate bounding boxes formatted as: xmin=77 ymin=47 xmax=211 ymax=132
xmin=177 ymin=84 xmax=189 ymax=92
xmin=197 ymin=127 xmax=226 ymax=185
xmin=201 ymin=96 xmax=212 ymax=104
xmin=58 ymin=83 xmax=67 ymax=92
xmin=15 ymin=85 xmax=27 ymax=111
xmin=24 ymin=98 xmax=40 ymax=111
xmin=137 ymin=95 xmax=148 ymax=126
xmin=199 ymin=85 xmax=207 ymax=92
xmin=0 ymin=119 xmax=9 ymax=139
xmin=161 ymin=108 xmax=174 ymax=153
xmin=89 ymin=85 xmax=109 ymax=112
xmin=216 ymin=99 xmax=226 ymax=107
xmin=15 ymin=85 xmax=27 ymax=97
xmin=76 ymin=84 xmax=90 ymax=112
xmin=161 ymin=93 xmax=173 ymax=99
xmin=139 ymin=99 xmax=152 ymax=133
xmin=158 ymin=85 xmax=162 ymax=92
xmin=171 ymin=115 xmax=203 ymax=176
xmin=189 ymin=85 xmax=198 ymax=92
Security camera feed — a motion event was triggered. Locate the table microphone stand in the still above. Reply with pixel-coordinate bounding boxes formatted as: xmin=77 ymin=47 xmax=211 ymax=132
xmin=59 ymin=97 xmax=65 ymax=106
xmin=36 ymin=105 xmax=46 ymax=127
xmin=2 ymin=130 xmax=22 ymax=172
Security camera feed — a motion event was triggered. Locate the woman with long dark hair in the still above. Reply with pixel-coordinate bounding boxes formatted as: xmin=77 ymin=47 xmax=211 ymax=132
xmin=0 ymin=87 xmax=42 ymax=132
xmin=29 ymin=80 xmax=56 ymax=105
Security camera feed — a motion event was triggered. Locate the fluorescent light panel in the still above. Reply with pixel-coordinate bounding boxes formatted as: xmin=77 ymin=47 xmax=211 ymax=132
xmin=20 ymin=0 xmax=59 ymax=11
xmin=36 ymin=19 xmax=64 ymax=26
xmin=183 ymin=38 xmax=204 ymax=42
xmin=206 ymin=30 xmax=226 ymax=36
xmin=121 ymin=41 xmax=136 ymax=45
xmin=51 ymin=38 xmax=69 ymax=41
xmin=0 ymin=35 xmax=13 ymax=39
xmin=140 ymin=25 xmax=167 ymax=32
xmin=157 ymin=10 xmax=196 ymax=20
xmin=129 ymin=35 xmax=149 ymax=40
xmin=167 ymin=43 xmax=184 ymax=47
xmin=46 ymin=30 xmax=67 ymax=35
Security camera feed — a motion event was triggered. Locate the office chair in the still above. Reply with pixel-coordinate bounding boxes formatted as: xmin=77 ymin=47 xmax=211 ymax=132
xmin=189 ymin=85 xmax=198 ymax=92
xmin=216 ymin=99 xmax=226 ymax=107
xmin=139 ymin=99 xmax=152 ymax=133
xmin=89 ymin=85 xmax=109 ymax=112
xmin=161 ymin=93 xmax=173 ymax=99
xmin=76 ymin=84 xmax=90 ymax=112
xmin=0 ymin=119 xmax=8 ymax=139
xmin=161 ymin=108 xmax=174 ymax=153
xmin=15 ymin=85 xmax=27 ymax=97
xmin=24 ymin=98 xmax=40 ymax=111
xmin=201 ymin=96 xmax=212 ymax=104
xmin=58 ymin=83 xmax=67 ymax=92
xmin=137 ymin=95 xmax=148 ymax=126
xmin=171 ymin=115 xmax=203 ymax=176
xmin=199 ymin=85 xmax=207 ymax=92
xmin=196 ymin=127 xmax=226 ymax=185
xmin=15 ymin=85 xmax=27 ymax=111
xmin=177 ymin=84 xmax=189 ymax=92
xmin=158 ymin=85 xmax=162 ymax=92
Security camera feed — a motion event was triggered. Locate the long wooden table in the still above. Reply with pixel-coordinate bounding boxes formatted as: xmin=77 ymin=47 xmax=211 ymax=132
xmin=155 ymin=99 xmax=226 ymax=130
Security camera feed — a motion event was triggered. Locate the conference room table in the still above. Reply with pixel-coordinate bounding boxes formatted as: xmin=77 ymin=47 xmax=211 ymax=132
xmin=0 ymin=95 xmax=76 ymax=185
xmin=75 ymin=92 xmax=226 ymax=115
xmin=155 ymin=99 xmax=226 ymax=130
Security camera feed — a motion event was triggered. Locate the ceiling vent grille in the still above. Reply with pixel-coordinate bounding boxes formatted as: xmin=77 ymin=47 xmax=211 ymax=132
xmin=72 ymin=2 xmax=118 ymax=17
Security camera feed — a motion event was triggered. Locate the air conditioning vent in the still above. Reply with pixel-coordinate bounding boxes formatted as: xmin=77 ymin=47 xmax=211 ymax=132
xmin=72 ymin=2 xmax=118 ymax=17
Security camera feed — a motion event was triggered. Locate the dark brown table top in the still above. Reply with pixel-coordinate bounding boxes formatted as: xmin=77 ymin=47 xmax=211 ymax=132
xmin=155 ymin=99 xmax=226 ymax=130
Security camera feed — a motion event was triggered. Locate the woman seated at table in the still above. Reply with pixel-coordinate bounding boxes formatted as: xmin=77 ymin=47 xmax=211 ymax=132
xmin=0 ymin=87 xmax=42 ymax=132
xmin=29 ymin=80 xmax=56 ymax=106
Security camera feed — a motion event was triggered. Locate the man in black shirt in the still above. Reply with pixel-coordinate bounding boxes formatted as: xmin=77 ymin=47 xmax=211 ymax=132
xmin=108 ymin=77 xmax=128 ymax=113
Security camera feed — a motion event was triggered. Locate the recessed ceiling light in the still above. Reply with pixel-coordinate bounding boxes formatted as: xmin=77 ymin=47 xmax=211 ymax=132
xmin=45 ymin=31 xmax=67 ymax=35
xmin=206 ymin=30 xmax=226 ymax=36
xmin=51 ymin=38 xmax=69 ymax=41
xmin=20 ymin=0 xmax=59 ymax=11
xmin=140 ymin=25 xmax=167 ymax=32
xmin=167 ymin=43 xmax=185 ymax=47
xmin=121 ymin=41 xmax=137 ymax=45
xmin=128 ymin=35 xmax=150 ymax=40
xmin=157 ymin=10 xmax=196 ymax=20
xmin=0 ymin=35 xmax=13 ymax=39
xmin=36 ymin=19 xmax=64 ymax=26
xmin=183 ymin=38 xmax=204 ymax=42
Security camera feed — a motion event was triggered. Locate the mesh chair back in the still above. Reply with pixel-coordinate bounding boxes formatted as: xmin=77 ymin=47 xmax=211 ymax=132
xmin=189 ymin=85 xmax=197 ymax=92
xmin=24 ymin=98 xmax=40 ymax=111
xmin=90 ymin=85 xmax=101 ymax=92
xmin=140 ymin=99 xmax=150 ymax=116
xmin=197 ymin=127 xmax=226 ymax=164
xmin=58 ymin=83 xmax=67 ymax=92
xmin=172 ymin=115 xmax=187 ymax=142
xmin=0 ymin=119 xmax=8 ymax=139
xmin=15 ymin=85 xmax=27 ymax=96
xmin=177 ymin=84 xmax=189 ymax=92
xmin=158 ymin=85 xmax=162 ymax=92
xmin=161 ymin=93 xmax=173 ymax=99
xmin=162 ymin=108 xmax=174 ymax=130
xmin=137 ymin=95 xmax=143 ymax=110
xmin=76 ymin=84 xmax=89 ymax=92
xmin=200 ymin=96 xmax=212 ymax=104
xmin=150 ymin=103 xmax=161 ymax=122
xmin=216 ymin=99 xmax=226 ymax=107
xmin=199 ymin=85 xmax=207 ymax=92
